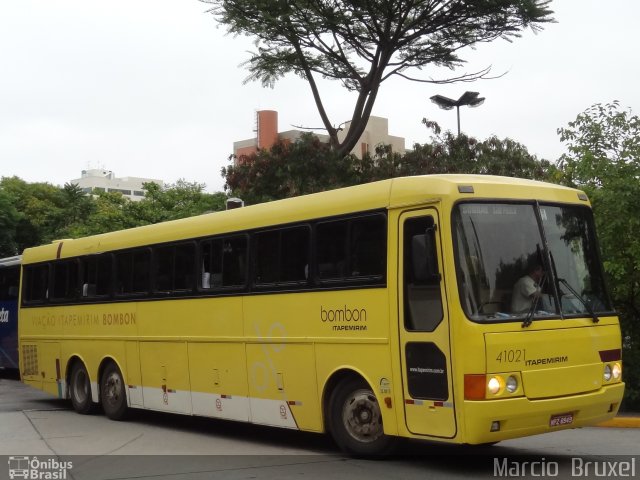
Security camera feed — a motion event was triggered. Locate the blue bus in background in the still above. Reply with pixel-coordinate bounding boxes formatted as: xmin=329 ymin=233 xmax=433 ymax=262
xmin=0 ymin=256 xmax=20 ymax=371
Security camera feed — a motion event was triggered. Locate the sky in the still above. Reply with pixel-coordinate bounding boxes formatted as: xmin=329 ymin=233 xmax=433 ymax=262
xmin=1 ymin=1 xmax=639 ymax=193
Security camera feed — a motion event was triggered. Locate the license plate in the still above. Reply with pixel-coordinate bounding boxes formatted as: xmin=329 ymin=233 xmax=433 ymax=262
xmin=549 ymin=413 xmax=574 ymax=427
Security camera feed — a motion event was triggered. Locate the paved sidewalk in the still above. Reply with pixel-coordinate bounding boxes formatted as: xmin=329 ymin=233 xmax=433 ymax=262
xmin=596 ymin=414 xmax=640 ymax=428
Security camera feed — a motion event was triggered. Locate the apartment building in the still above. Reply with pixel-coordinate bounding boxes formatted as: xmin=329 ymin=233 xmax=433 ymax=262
xmin=233 ymin=110 xmax=405 ymax=163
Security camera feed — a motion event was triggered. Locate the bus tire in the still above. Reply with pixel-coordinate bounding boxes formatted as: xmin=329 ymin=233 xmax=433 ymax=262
xmin=100 ymin=362 xmax=128 ymax=421
xmin=69 ymin=362 xmax=94 ymax=415
xmin=328 ymin=378 xmax=396 ymax=456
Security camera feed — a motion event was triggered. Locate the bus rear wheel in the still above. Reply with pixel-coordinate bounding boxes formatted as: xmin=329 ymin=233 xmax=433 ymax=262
xmin=100 ymin=362 xmax=128 ymax=420
xmin=328 ymin=378 xmax=396 ymax=456
xmin=69 ymin=362 xmax=93 ymax=414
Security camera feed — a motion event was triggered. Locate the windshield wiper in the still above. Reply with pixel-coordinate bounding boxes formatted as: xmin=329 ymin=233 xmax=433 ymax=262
xmin=522 ymin=277 xmax=546 ymax=328
xmin=522 ymin=299 xmax=536 ymax=328
xmin=557 ymin=278 xmax=600 ymax=323
xmin=522 ymin=268 xmax=547 ymax=328
xmin=522 ymin=244 xmax=547 ymax=328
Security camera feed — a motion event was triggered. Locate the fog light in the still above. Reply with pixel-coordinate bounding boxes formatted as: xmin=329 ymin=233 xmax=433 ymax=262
xmin=506 ymin=376 xmax=518 ymax=393
xmin=612 ymin=363 xmax=622 ymax=380
xmin=604 ymin=365 xmax=612 ymax=382
xmin=487 ymin=376 xmax=502 ymax=395
xmin=490 ymin=421 xmax=501 ymax=432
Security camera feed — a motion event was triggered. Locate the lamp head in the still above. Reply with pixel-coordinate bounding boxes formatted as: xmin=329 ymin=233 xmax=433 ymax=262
xmin=429 ymin=94 xmax=456 ymax=110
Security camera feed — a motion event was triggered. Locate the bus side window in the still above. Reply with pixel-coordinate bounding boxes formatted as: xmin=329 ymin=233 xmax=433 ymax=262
xmin=153 ymin=243 xmax=196 ymax=293
xmin=23 ymin=264 xmax=50 ymax=303
xmin=115 ymin=249 xmax=150 ymax=296
xmin=350 ymin=215 xmax=386 ymax=278
xmin=316 ymin=221 xmax=347 ymax=280
xmin=155 ymin=246 xmax=174 ymax=292
xmin=223 ymin=236 xmax=248 ymax=287
xmin=254 ymin=226 xmax=309 ymax=286
xmin=52 ymin=260 xmax=80 ymax=301
xmin=200 ymin=236 xmax=248 ymax=290
xmin=280 ymin=227 xmax=310 ymax=283
xmin=81 ymin=254 xmax=112 ymax=298
xmin=200 ymin=239 xmax=221 ymax=289
xmin=174 ymin=244 xmax=196 ymax=291
xmin=254 ymin=230 xmax=279 ymax=284
xmin=404 ymin=216 xmax=443 ymax=332
xmin=0 ymin=267 xmax=19 ymax=300
xmin=316 ymin=214 xmax=386 ymax=282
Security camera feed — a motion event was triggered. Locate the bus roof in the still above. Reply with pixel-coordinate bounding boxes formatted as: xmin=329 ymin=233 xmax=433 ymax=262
xmin=21 ymin=175 xmax=587 ymax=264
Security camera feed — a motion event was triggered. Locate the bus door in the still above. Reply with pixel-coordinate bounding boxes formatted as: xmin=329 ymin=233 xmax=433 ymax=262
xmin=398 ymin=209 xmax=456 ymax=438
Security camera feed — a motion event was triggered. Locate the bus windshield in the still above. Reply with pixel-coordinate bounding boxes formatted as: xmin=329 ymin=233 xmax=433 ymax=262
xmin=453 ymin=202 xmax=612 ymax=322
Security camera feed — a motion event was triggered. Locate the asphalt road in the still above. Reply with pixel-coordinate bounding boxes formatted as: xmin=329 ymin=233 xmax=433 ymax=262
xmin=1 ymin=374 xmax=638 ymax=480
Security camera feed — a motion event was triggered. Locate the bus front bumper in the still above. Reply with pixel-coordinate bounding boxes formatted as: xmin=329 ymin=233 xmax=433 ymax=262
xmin=462 ymin=382 xmax=625 ymax=444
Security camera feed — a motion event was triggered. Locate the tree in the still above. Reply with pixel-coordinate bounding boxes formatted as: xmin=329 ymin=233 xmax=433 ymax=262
xmin=366 ymin=124 xmax=554 ymax=181
xmin=223 ymin=133 xmax=358 ymax=203
xmin=58 ymin=183 xmax=96 ymax=238
xmin=0 ymin=189 xmax=19 ymax=257
xmin=0 ymin=177 xmax=229 ymax=252
xmin=222 ymin=127 xmax=554 ymax=203
xmin=558 ymin=101 xmax=640 ymax=410
xmin=205 ymin=0 xmax=553 ymax=156
xmin=558 ymin=101 xmax=640 ymax=188
xmin=74 ymin=181 xmax=228 ymax=236
xmin=76 ymin=191 xmax=135 ymax=236
xmin=131 ymin=180 xmax=227 ymax=225
xmin=0 ymin=177 xmax=69 ymax=252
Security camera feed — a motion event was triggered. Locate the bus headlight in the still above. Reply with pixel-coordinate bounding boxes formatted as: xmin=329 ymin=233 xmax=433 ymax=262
xmin=603 ymin=365 xmax=612 ymax=382
xmin=612 ymin=363 xmax=622 ymax=380
xmin=487 ymin=376 xmax=502 ymax=395
xmin=464 ymin=373 xmax=523 ymax=399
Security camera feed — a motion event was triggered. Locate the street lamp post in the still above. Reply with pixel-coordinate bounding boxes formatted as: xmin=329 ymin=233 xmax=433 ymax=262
xmin=429 ymin=91 xmax=485 ymax=136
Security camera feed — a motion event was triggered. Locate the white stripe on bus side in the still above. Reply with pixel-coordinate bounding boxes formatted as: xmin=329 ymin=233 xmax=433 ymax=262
xmin=132 ymin=386 xmax=299 ymax=429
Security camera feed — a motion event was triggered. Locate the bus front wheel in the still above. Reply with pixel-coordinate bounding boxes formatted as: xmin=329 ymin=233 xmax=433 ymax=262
xmin=69 ymin=362 xmax=93 ymax=415
xmin=328 ymin=378 xmax=396 ymax=456
xmin=100 ymin=362 xmax=128 ymax=420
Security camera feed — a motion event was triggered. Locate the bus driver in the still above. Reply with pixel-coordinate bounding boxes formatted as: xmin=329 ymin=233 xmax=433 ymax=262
xmin=511 ymin=262 xmax=544 ymax=313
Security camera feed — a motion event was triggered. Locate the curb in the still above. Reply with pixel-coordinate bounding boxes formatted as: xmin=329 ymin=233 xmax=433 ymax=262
xmin=595 ymin=416 xmax=640 ymax=428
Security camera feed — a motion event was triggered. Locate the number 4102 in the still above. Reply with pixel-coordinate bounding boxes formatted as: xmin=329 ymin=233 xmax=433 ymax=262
xmin=496 ymin=349 xmax=525 ymax=363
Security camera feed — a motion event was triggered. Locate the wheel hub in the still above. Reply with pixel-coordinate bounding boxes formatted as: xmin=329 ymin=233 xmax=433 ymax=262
xmin=105 ymin=373 xmax=121 ymax=404
xmin=343 ymin=390 xmax=383 ymax=443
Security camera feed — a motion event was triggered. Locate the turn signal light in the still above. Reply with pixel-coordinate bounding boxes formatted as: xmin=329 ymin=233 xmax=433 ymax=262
xmin=464 ymin=374 xmax=487 ymax=400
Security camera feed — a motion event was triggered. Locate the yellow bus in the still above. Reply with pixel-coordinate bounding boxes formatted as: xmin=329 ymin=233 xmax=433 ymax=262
xmin=18 ymin=175 xmax=624 ymax=455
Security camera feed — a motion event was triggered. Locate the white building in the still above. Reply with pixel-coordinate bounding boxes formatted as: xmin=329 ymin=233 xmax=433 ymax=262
xmin=70 ymin=169 xmax=163 ymax=202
